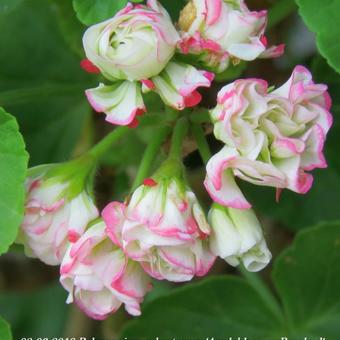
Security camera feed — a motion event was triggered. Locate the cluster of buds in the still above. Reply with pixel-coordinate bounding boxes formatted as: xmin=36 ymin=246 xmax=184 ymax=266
xmin=83 ymin=0 xmax=214 ymax=125
xmin=178 ymin=0 xmax=284 ymax=72
xmin=16 ymin=0 xmax=332 ymax=321
xmin=81 ymin=0 xmax=282 ymax=125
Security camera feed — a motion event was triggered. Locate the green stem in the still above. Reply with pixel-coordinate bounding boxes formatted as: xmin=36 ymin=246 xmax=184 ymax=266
xmin=268 ymin=0 xmax=297 ymax=29
xmin=191 ymin=124 xmax=212 ymax=164
xmin=238 ymin=264 xmax=284 ymax=323
xmin=87 ymin=126 xmax=129 ymax=161
xmin=168 ymin=118 xmax=189 ymax=160
xmin=189 ymin=110 xmax=210 ymax=124
xmin=131 ymin=125 xmax=172 ymax=190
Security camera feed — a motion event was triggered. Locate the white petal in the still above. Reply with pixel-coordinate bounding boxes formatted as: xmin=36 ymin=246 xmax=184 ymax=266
xmin=85 ymin=81 xmax=145 ymax=126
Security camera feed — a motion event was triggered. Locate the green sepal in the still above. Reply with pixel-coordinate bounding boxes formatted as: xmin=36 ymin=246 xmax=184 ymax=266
xmin=28 ymin=154 xmax=97 ymax=201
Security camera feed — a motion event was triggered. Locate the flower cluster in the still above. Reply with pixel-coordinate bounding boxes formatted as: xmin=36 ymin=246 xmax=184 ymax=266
xmin=17 ymin=0 xmax=332 ymax=321
xmin=83 ymin=0 xmax=214 ymax=125
xmin=81 ymin=0 xmax=282 ymax=125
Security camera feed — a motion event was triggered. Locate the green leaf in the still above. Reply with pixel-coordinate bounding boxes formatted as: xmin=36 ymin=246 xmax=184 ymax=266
xmin=121 ymin=222 xmax=340 ymax=338
xmin=0 ymin=284 xmax=68 ymax=339
xmin=273 ymin=221 xmax=340 ymax=337
xmin=0 ymin=0 xmax=95 ymax=165
xmin=0 ymin=108 xmax=28 ymax=255
xmin=0 ymin=317 xmax=12 ymax=340
xmin=0 ymin=0 xmax=23 ymax=14
xmin=73 ymin=0 xmax=128 ymax=26
xmin=296 ymin=0 xmax=340 ymax=73
xmin=122 ymin=276 xmax=285 ymax=338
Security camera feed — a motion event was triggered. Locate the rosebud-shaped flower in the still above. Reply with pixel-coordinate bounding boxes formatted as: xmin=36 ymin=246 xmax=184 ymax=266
xmin=178 ymin=0 xmax=284 ymax=72
xmin=208 ymin=204 xmax=271 ymax=271
xmin=18 ymin=162 xmax=99 ymax=265
xmin=60 ymin=221 xmax=151 ymax=319
xmin=103 ymin=161 xmax=216 ymax=282
xmin=83 ymin=0 xmax=179 ymax=81
xmin=206 ymin=66 xmax=332 ymax=208
xmin=83 ymin=1 xmax=214 ymax=125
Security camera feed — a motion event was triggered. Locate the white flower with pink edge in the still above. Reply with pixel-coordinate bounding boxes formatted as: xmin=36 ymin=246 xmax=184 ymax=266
xmin=178 ymin=0 xmax=284 ymax=72
xmin=60 ymin=221 xmax=151 ymax=319
xmin=83 ymin=0 xmax=179 ymax=82
xmin=205 ymin=66 xmax=332 ymax=209
xmin=208 ymin=204 xmax=271 ymax=271
xmin=18 ymin=166 xmax=98 ymax=265
xmin=103 ymin=174 xmax=216 ymax=282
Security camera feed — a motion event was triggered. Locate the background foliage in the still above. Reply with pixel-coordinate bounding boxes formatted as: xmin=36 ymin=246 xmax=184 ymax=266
xmin=0 ymin=0 xmax=339 ymax=339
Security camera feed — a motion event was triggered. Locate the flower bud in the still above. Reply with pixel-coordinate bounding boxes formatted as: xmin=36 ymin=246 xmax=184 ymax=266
xmin=150 ymin=61 xmax=214 ymax=109
xmin=83 ymin=0 xmax=179 ymax=81
xmin=205 ymin=66 xmax=332 ymax=208
xmin=85 ymin=81 xmax=145 ymax=126
xmin=18 ymin=161 xmax=99 ymax=265
xmin=208 ymin=204 xmax=271 ymax=271
xmin=60 ymin=221 xmax=151 ymax=319
xmin=103 ymin=161 xmax=216 ymax=282
xmin=178 ymin=0 xmax=284 ymax=72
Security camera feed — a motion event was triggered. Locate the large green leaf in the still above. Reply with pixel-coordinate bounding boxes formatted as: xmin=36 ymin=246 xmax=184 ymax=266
xmin=122 ymin=276 xmax=284 ymax=339
xmin=273 ymin=221 xmax=340 ymax=337
xmin=0 ymin=317 xmax=12 ymax=340
xmin=121 ymin=222 xmax=340 ymax=338
xmin=73 ymin=0 xmax=128 ymax=26
xmin=296 ymin=0 xmax=340 ymax=73
xmin=0 ymin=108 xmax=28 ymax=255
xmin=0 ymin=0 xmax=95 ymax=165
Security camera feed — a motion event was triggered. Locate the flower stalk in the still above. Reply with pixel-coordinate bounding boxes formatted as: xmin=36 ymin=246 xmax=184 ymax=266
xmin=131 ymin=124 xmax=172 ymax=191
xmin=87 ymin=126 xmax=129 ymax=162
xmin=168 ymin=117 xmax=189 ymax=160
xmin=191 ymin=123 xmax=212 ymax=164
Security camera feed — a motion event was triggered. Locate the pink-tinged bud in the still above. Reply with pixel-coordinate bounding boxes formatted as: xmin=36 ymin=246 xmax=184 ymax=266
xmin=143 ymin=178 xmax=158 ymax=187
xmin=85 ymin=81 xmax=146 ymax=126
xmin=178 ymin=0 xmax=284 ymax=73
xmin=17 ymin=164 xmax=99 ymax=265
xmin=206 ymin=66 xmax=332 ymax=208
xmin=150 ymin=61 xmax=214 ymax=110
xmin=103 ymin=179 xmax=216 ymax=282
xmin=83 ymin=1 xmax=179 ymax=82
xmin=60 ymin=221 xmax=151 ymax=319
xmin=208 ymin=204 xmax=271 ymax=271
xmin=80 ymin=59 xmax=100 ymax=74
